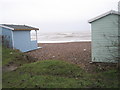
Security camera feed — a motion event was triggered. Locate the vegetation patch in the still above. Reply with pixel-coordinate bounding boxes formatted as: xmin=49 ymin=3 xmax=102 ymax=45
xmin=2 ymin=47 xmax=119 ymax=88
xmin=3 ymin=60 xmax=119 ymax=88
xmin=2 ymin=47 xmax=37 ymax=67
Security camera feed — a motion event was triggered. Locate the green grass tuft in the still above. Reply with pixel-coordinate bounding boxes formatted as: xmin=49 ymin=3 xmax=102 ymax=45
xmin=16 ymin=60 xmax=85 ymax=78
xmin=3 ymin=60 xmax=92 ymax=88
xmin=2 ymin=47 xmax=36 ymax=66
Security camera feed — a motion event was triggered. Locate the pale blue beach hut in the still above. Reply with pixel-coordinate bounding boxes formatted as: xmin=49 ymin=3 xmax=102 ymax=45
xmin=0 ymin=24 xmax=39 ymax=52
xmin=88 ymin=10 xmax=120 ymax=63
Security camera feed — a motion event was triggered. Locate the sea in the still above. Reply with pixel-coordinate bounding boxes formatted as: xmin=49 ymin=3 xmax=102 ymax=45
xmin=31 ymin=31 xmax=91 ymax=43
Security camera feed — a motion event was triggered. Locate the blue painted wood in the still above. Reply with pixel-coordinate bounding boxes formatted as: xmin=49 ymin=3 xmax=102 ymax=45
xmin=0 ymin=27 xmax=2 ymax=36
xmin=13 ymin=30 xmax=38 ymax=52
xmin=91 ymin=14 xmax=119 ymax=62
xmin=0 ymin=26 xmax=38 ymax=52
xmin=0 ymin=27 xmax=13 ymax=48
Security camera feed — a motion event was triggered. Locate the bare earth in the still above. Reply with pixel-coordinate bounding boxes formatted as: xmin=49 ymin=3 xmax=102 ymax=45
xmin=26 ymin=42 xmax=116 ymax=72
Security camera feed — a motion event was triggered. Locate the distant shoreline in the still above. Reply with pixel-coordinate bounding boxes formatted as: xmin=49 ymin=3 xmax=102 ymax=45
xmin=38 ymin=40 xmax=91 ymax=43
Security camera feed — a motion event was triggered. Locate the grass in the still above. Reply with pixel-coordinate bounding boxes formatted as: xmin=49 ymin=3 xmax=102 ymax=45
xmin=3 ymin=60 xmax=92 ymax=88
xmin=2 ymin=47 xmax=37 ymax=67
xmin=2 ymin=47 xmax=119 ymax=88
xmin=16 ymin=60 xmax=85 ymax=78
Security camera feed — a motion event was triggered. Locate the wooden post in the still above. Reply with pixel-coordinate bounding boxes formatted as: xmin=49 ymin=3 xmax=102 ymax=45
xmin=35 ymin=30 xmax=38 ymax=42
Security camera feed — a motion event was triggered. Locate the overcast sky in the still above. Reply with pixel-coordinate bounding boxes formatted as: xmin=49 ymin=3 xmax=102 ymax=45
xmin=0 ymin=0 xmax=119 ymax=33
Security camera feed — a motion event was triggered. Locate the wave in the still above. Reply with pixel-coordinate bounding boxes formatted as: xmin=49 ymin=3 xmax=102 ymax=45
xmin=38 ymin=40 xmax=91 ymax=43
xmin=31 ymin=32 xmax=91 ymax=43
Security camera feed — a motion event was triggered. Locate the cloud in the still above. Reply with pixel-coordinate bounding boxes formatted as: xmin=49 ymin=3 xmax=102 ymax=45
xmin=0 ymin=0 xmax=119 ymax=32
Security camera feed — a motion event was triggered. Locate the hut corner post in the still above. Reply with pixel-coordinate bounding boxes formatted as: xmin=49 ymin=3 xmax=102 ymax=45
xmin=35 ymin=30 xmax=38 ymax=47
xmin=118 ymin=1 xmax=120 ymax=69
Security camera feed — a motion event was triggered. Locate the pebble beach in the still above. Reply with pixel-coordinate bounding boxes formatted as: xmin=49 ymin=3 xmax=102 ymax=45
xmin=26 ymin=41 xmax=116 ymax=71
xmin=26 ymin=42 xmax=92 ymax=70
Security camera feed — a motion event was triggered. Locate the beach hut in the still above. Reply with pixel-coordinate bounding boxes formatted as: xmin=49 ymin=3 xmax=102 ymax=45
xmin=88 ymin=10 xmax=120 ymax=62
xmin=0 ymin=24 xmax=39 ymax=52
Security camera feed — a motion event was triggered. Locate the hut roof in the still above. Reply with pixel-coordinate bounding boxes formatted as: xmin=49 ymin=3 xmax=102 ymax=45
xmin=1 ymin=24 xmax=39 ymax=30
xmin=88 ymin=10 xmax=120 ymax=23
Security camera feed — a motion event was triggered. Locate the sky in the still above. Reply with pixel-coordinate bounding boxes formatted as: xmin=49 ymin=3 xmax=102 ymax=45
xmin=0 ymin=0 xmax=119 ymax=33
